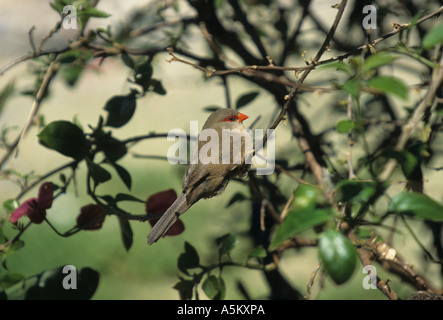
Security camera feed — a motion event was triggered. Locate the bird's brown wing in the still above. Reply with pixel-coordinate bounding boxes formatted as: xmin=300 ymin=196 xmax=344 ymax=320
xmin=183 ymin=163 xmax=235 ymax=203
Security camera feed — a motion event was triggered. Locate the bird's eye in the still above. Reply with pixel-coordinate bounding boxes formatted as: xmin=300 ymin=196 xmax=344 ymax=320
xmin=222 ymin=115 xmax=238 ymax=122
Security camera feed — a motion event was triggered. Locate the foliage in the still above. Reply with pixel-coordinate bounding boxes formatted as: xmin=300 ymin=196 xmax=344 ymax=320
xmin=1 ymin=0 xmax=443 ymax=300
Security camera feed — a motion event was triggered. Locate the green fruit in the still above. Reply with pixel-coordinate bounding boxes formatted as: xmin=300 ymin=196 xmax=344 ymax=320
xmin=319 ymin=230 xmax=357 ymax=285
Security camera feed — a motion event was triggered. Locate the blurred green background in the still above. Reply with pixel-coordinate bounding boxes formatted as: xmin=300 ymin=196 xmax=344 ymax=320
xmin=0 ymin=0 xmax=441 ymax=300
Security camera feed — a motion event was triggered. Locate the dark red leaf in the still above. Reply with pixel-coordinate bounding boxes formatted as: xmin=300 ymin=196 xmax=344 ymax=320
xmin=149 ymin=217 xmax=185 ymax=237
xmin=164 ymin=218 xmax=185 ymax=236
xmin=77 ymin=204 xmax=106 ymax=230
xmin=146 ymin=189 xmax=184 ymax=238
xmin=38 ymin=182 xmax=55 ymax=209
xmin=9 ymin=198 xmax=46 ymax=224
xmin=145 ymin=189 xmax=177 ymax=215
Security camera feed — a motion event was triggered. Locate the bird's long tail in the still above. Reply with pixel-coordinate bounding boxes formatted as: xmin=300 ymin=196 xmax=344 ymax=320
xmin=147 ymin=193 xmax=189 ymax=245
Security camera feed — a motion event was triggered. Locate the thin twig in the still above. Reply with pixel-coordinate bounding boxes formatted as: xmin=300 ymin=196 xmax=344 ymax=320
xmin=15 ymin=160 xmax=77 ymax=201
xmin=122 ymin=132 xmax=191 ymax=145
xmin=274 ymin=237 xmax=318 ymax=252
xmin=304 ymin=262 xmax=321 ymax=300
xmin=15 ymin=61 xmax=59 ymax=158
xmin=0 ymin=222 xmax=31 ymax=250
xmin=274 ymin=164 xmax=314 ymax=186
xmin=199 ymin=21 xmax=233 ymax=65
xmin=36 ymin=17 xmax=64 ymax=55
xmin=28 ymin=26 xmax=36 ymax=53
xmin=280 ymin=193 xmax=294 ymax=220
xmin=318 ymin=5 xmax=443 ymax=66
xmin=129 ymin=16 xmax=197 ymax=38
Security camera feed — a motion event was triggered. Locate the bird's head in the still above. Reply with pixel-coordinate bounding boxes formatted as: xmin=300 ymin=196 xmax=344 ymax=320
xmin=203 ymin=108 xmax=249 ymax=131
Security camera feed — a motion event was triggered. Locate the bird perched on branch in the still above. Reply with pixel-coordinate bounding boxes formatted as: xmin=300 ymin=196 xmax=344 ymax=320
xmin=147 ymin=109 xmax=252 ymax=244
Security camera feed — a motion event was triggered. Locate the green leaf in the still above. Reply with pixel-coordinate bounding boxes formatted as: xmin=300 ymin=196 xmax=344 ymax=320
xmin=336 ymin=180 xmax=382 ymax=203
xmin=216 ymin=233 xmax=238 ymax=256
xmin=38 ymin=121 xmax=87 ymax=160
xmin=202 ymin=275 xmax=226 ymax=300
xmin=0 ymin=273 xmax=26 ymax=289
xmin=291 ymin=184 xmax=326 ymax=210
xmin=49 ymin=0 xmax=66 ymax=12
xmin=9 ymin=240 xmax=25 ymax=252
xmin=336 ymin=119 xmax=356 ymax=134
xmin=61 ymin=64 xmax=84 ymax=87
xmin=367 ymin=76 xmax=409 ymax=101
xmin=423 ymin=23 xmax=443 ymax=49
xmin=249 ymin=247 xmax=267 ymax=259
xmin=115 ymin=193 xmax=144 ymax=203
xmin=58 ymin=51 xmax=81 ymax=64
xmin=151 ymin=79 xmax=167 ymax=95
xmin=3 ymin=199 xmax=19 ymax=214
xmin=98 ymin=195 xmax=115 ymax=206
xmin=78 ymin=7 xmax=111 ymax=18
xmin=177 ymin=242 xmax=200 ymax=275
xmin=318 ymin=61 xmax=352 ymax=74
xmin=86 ymin=159 xmax=111 ymax=186
xmin=134 ymin=59 xmax=153 ymax=92
xmin=2 ymin=266 xmax=99 ymax=300
xmin=118 ymin=217 xmax=133 ymax=251
xmin=401 ymin=143 xmax=424 ymax=179
xmin=104 ymin=93 xmax=137 ymax=128
xmin=173 ymin=278 xmax=194 ymax=300
xmin=235 ymin=91 xmax=259 ymax=109
xmin=362 ymin=53 xmax=398 ymax=73
xmin=96 ymin=134 xmax=127 ymax=162
xmin=270 ymin=185 xmax=332 ymax=249
xmin=383 ymin=144 xmax=425 ymax=189
xmin=388 ymin=192 xmax=443 ymax=222
xmin=109 ymin=162 xmax=132 ymax=190
xmin=341 ymin=77 xmax=361 ymax=98
xmin=408 ymin=10 xmax=425 ymax=30
xmin=121 ymin=54 xmax=135 ymax=69
xmin=0 ymin=82 xmax=15 ymax=115
xmin=381 ymin=149 xmax=417 ymax=177
xmin=270 ymin=207 xmax=332 ymax=250
xmin=1 ymin=239 xmax=25 ymax=270
xmin=319 ymin=230 xmax=357 ymax=285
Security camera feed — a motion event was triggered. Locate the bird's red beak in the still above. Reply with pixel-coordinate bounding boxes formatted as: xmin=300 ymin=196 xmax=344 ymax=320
xmin=238 ymin=113 xmax=249 ymax=122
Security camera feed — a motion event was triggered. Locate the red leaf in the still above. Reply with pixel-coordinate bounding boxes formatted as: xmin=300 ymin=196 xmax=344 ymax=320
xmin=145 ymin=189 xmax=177 ymax=215
xmin=164 ymin=218 xmax=185 ymax=236
xmin=149 ymin=217 xmax=185 ymax=237
xmin=76 ymin=204 xmax=106 ymax=230
xmin=38 ymin=182 xmax=54 ymax=209
xmin=9 ymin=198 xmax=46 ymax=224
xmin=146 ymin=189 xmax=184 ymax=238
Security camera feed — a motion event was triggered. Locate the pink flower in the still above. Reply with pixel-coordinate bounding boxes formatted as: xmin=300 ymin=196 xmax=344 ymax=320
xmin=76 ymin=204 xmax=106 ymax=230
xmin=9 ymin=182 xmax=55 ymax=224
xmin=146 ymin=189 xmax=185 ymax=237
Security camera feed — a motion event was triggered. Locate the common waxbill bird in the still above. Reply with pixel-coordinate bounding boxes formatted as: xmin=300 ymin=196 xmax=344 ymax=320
xmin=147 ymin=109 xmax=252 ymax=244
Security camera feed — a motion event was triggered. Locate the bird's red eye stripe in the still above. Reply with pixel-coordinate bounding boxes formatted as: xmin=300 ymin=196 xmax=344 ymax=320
xmin=222 ymin=115 xmax=239 ymax=122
